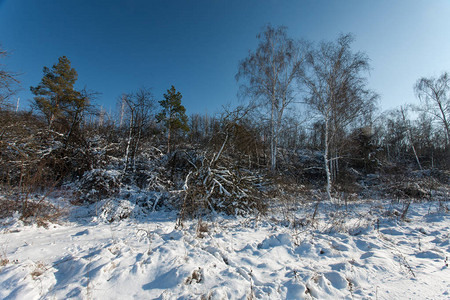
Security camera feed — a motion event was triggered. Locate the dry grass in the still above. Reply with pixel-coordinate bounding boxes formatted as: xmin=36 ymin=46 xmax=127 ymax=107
xmin=31 ymin=262 xmax=47 ymax=279
xmin=0 ymin=253 xmax=9 ymax=267
xmin=0 ymin=189 xmax=66 ymax=227
xmin=196 ymin=218 xmax=209 ymax=238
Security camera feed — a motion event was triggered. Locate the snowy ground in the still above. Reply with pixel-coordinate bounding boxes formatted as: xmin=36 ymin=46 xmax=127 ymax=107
xmin=0 ymin=200 xmax=449 ymax=299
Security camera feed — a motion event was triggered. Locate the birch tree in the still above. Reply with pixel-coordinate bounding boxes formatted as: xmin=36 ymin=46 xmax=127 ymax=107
xmin=122 ymin=88 xmax=154 ymax=171
xmin=301 ymin=34 xmax=377 ymax=200
xmin=236 ymin=25 xmax=306 ymax=172
xmin=414 ymin=72 xmax=450 ymax=146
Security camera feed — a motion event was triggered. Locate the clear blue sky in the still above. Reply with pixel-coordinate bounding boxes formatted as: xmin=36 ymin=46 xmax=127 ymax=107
xmin=1 ymin=0 xmax=449 ymax=115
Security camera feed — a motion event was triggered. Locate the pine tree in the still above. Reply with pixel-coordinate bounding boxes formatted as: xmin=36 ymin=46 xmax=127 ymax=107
xmin=156 ymin=85 xmax=189 ymax=153
xmin=30 ymin=56 xmax=87 ymax=133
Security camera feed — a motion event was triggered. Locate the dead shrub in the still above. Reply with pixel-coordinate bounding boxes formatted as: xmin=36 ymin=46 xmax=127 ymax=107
xmin=0 ymin=194 xmax=64 ymax=227
xmin=0 ymin=258 xmax=8 ymax=266
xmin=0 ymin=151 xmax=66 ymax=226
xmin=382 ymin=178 xmax=431 ymax=200
xmin=31 ymin=262 xmax=47 ymax=279
xmin=196 ymin=218 xmax=209 ymax=238
xmin=0 ymin=197 xmax=17 ymax=219
xmin=179 ymin=154 xmax=267 ymax=221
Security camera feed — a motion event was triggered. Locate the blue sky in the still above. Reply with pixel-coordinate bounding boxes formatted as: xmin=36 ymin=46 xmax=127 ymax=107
xmin=1 ymin=0 xmax=449 ymax=115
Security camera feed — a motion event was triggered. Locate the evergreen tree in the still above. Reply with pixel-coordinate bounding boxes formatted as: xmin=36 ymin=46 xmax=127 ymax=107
xmin=156 ymin=85 xmax=189 ymax=153
xmin=30 ymin=56 xmax=88 ymax=133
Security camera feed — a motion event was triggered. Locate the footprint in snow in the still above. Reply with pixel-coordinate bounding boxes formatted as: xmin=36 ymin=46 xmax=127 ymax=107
xmin=258 ymin=233 xmax=291 ymax=249
xmin=380 ymin=228 xmax=403 ymax=236
xmin=161 ymin=231 xmax=183 ymax=241
xmin=331 ymin=240 xmax=350 ymax=251
xmin=284 ymin=279 xmax=307 ymax=299
xmin=355 ymin=239 xmax=380 ymax=251
xmin=330 ymin=262 xmax=347 ymax=271
xmin=72 ymin=229 xmax=89 ymax=237
xmin=324 ymin=271 xmax=348 ymax=289
xmin=431 ymin=237 xmax=449 ymax=247
xmin=360 ymin=251 xmax=374 ymax=259
xmin=294 ymin=242 xmax=313 ymax=256
xmin=415 ymin=250 xmax=444 ymax=260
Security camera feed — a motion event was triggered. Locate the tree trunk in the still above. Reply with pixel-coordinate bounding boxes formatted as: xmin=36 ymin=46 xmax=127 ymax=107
xmin=167 ymin=123 xmax=171 ymax=154
xmin=64 ymin=110 xmax=80 ymax=149
xmin=324 ymin=115 xmax=332 ymax=201
xmin=270 ymin=100 xmax=276 ymax=172
xmin=401 ymin=107 xmax=422 ymax=171
xmin=124 ymin=113 xmax=134 ymax=172
xmin=133 ymin=125 xmax=142 ymax=171
xmin=436 ymin=100 xmax=450 ymax=146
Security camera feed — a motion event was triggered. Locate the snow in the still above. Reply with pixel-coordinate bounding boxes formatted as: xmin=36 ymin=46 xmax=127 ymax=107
xmin=0 ymin=201 xmax=449 ymax=299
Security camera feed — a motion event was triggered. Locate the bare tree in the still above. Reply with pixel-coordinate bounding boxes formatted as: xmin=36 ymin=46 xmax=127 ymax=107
xmin=63 ymin=87 xmax=97 ymax=149
xmin=0 ymin=47 xmax=20 ymax=110
xmin=400 ymin=106 xmax=422 ymax=170
xmin=122 ymin=87 xmax=155 ymax=171
xmin=414 ymin=72 xmax=450 ymax=146
xmin=236 ymin=25 xmax=307 ymax=172
xmin=301 ymin=34 xmax=377 ymax=200
xmin=377 ymin=108 xmax=409 ymax=163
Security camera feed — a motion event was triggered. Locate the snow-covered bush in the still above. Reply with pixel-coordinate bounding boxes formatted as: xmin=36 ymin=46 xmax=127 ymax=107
xmin=179 ymin=152 xmax=267 ymax=220
xmin=99 ymin=199 xmax=135 ymax=222
xmin=77 ymin=169 xmax=121 ymax=203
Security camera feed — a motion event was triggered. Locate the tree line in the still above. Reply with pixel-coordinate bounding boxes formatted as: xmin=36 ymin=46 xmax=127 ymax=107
xmin=0 ymin=25 xmax=448 ymax=216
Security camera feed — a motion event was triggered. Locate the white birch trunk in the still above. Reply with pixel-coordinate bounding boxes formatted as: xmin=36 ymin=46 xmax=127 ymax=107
xmin=124 ymin=113 xmax=134 ymax=172
xmin=120 ymin=96 xmax=125 ymax=127
xmin=133 ymin=125 xmax=142 ymax=171
xmin=401 ymin=107 xmax=422 ymax=171
xmin=270 ymin=100 xmax=276 ymax=172
xmin=324 ymin=112 xmax=332 ymax=201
